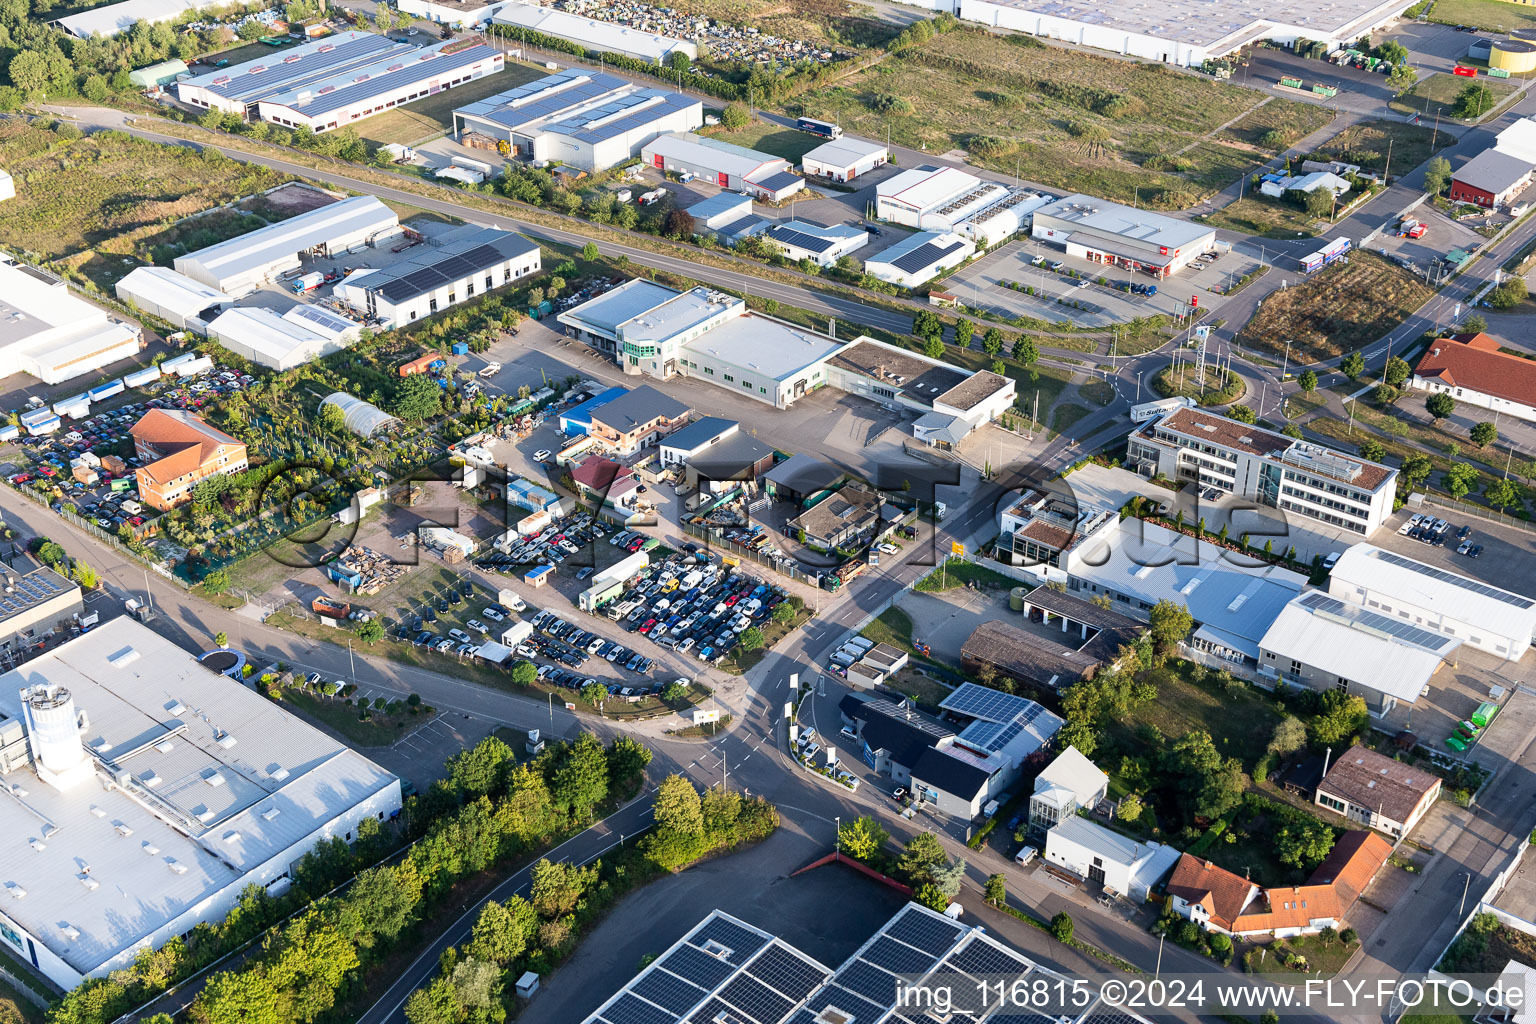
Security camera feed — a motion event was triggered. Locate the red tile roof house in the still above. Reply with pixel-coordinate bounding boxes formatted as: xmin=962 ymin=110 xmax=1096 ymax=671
xmin=570 ymin=455 xmax=639 ymax=511
xmin=1165 ymin=830 xmax=1392 ymax=939
xmin=1413 ymin=332 xmax=1536 ymax=425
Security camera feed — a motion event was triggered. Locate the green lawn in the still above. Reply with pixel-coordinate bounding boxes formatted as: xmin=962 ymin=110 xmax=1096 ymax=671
xmin=1104 ymin=661 xmax=1284 ymax=774
xmin=1245 ymin=931 xmax=1362 ymax=980
xmin=1049 ymin=402 xmax=1091 ymax=436
xmin=359 ymin=63 xmax=547 ymax=146
xmin=862 ymin=605 xmax=916 ymax=648
xmin=1390 ymin=72 xmax=1520 ymax=122
xmin=281 ymin=689 xmax=421 ymax=746
xmin=1428 ymin=0 xmax=1536 ymax=32
xmin=914 ymin=560 xmax=1020 ymax=593
xmin=702 ymin=118 xmax=827 ymax=163
xmin=1200 ymin=196 xmax=1320 ymax=239
xmin=1312 ymin=118 xmax=1450 ymax=175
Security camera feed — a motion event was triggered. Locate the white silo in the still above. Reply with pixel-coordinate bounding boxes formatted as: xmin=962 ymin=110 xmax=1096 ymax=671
xmin=21 ymin=684 xmax=92 ymax=789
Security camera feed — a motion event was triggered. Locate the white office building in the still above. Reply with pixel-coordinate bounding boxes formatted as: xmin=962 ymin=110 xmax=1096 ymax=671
xmin=205 ymin=304 xmax=362 ymax=371
xmin=864 ymin=231 xmax=976 ymax=288
xmin=760 ymin=221 xmax=868 ymax=267
xmin=174 ymin=196 xmax=401 ymax=296
xmin=1327 ymin=543 xmax=1536 ymax=661
xmin=1043 ymin=816 xmax=1180 ymax=902
xmin=0 ymin=258 xmax=142 ymax=385
xmin=178 ymin=32 xmax=408 ymax=116
xmin=1128 ymin=406 xmax=1398 ymax=536
xmin=334 ymin=225 xmax=540 ymax=327
xmin=452 ymin=69 xmax=701 ymax=172
xmin=801 ymin=137 xmax=889 ymax=182
xmin=0 ymin=618 xmax=401 ymax=990
xmin=114 ymin=266 xmax=233 ymax=332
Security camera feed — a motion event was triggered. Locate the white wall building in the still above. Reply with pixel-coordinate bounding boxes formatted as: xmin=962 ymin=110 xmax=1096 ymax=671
xmin=1412 ymin=332 xmax=1536 ymax=425
xmin=864 ymin=231 xmax=975 ymax=288
xmin=1043 ymin=816 xmax=1180 ymax=901
xmin=823 ymin=338 xmax=1015 ymax=447
xmin=0 ymin=618 xmax=401 ymax=990
xmin=114 ymin=266 xmax=233 ymax=332
xmin=801 ymin=137 xmax=889 ymax=182
xmin=177 ymin=32 xmax=410 ymax=116
xmin=205 ymin=305 xmax=362 ymax=371
xmin=874 ymin=165 xmax=1042 ymax=246
xmin=1032 ymin=194 xmax=1216 ymax=277
xmin=1028 ymin=745 xmax=1108 ymax=834
xmin=453 ymin=68 xmax=701 ymax=172
xmin=1327 ymin=543 xmax=1536 ymax=661
xmin=56 ymin=0 xmax=206 ymax=37
xmin=761 ymin=221 xmax=868 ymax=267
xmin=0 ymin=258 xmax=142 ymax=385
xmin=0 ymin=169 xmax=13 ymax=203
xmin=490 ymin=1 xmax=697 ymax=62
xmin=334 ymin=225 xmax=541 ymax=327
xmin=640 ymin=133 xmax=804 ymax=201
xmin=174 ymin=196 xmax=400 ymax=296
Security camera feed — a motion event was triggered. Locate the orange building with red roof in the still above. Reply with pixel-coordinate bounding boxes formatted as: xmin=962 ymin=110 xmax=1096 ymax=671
xmin=130 ymin=409 xmax=248 ymax=511
xmin=1413 ymin=332 xmax=1536 ymax=424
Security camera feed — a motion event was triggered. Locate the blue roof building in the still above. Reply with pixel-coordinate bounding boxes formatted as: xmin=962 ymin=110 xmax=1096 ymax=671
xmin=558 ymin=386 xmax=628 ymax=436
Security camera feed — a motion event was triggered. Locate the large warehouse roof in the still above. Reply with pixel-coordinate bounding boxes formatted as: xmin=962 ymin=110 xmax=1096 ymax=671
xmin=1328 ymin=543 xmax=1536 ymax=642
xmin=354 ymin=226 xmax=537 ymax=304
xmin=556 ymin=278 xmax=678 ymax=340
xmin=455 ymin=68 xmax=697 ymax=147
xmin=261 ymin=40 xmax=502 ymax=118
xmin=174 ymin=196 xmax=397 ymax=287
xmin=681 ymin=313 xmax=846 ymax=381
xmin=876 ymin=165 xmax=981 ymax=211
xmin=643 ymin=132 xmax=786 ymax=181
xmin=180 ymin=31 xmax=408 ymax=106
xmin=802 ymin=136 xmax=888 ymax=171
xmin=0 ymin=618 xmax=398 ymax=978
xmin=206 ymin=306 xmax=358 ymax=369
xmin=1451 ymin=148 xmax=1535 ymax=195
xmin=56 ymin=0 xmax=204 ymax=37
xmin=115 ymin=266 xmax=233 ymax=319
xmin=1035 ymin=193 xmax=1214 ymax=251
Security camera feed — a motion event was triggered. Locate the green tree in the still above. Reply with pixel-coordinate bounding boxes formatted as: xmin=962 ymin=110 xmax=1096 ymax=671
xmin=1269 ymin=716 xmax=1307 ymax=755
xmin=931 ymin=856 xmax=967 ymax=899
xmin=896 ymin=831 xmax=947 ymax=884
xmin=1147 ymin=598 xmax=1195 ymax=663
xmin=1298 ymin=370 xmax=1318 ymax=392
xmin=7 ymin=51 xmax=50 ymax=95
xmin=991 ymin=359 xmax=1007 ymax=376
xmin=202 ymin=568 xmax=231 ymax=594
xmin=839 ymin=815 xmax=889 ymax=860
xmin=1341 ymin=351 xmax=1366 ymax=380
xmin=1471 ymin=421 xmax=1497 ymax=447
xmin=34 ymin=539 xmax=65 ymax=568
xmin=1374 ymin=383 xmax=1399 ymax=406
xmin=467 ymin=897 xmax=538 ymax=965
xmin=1388 ymin=63 xmax=1418 ymax=95
xmin=955 ymin=319 xmax=975 ymax=349
xmin=607 ymin=734 xmax=652 ymax=790
xmin=1308 ymin=691 xmax=1369 ymax=748
xmin=510 ymin=659 xmax=538 ymax=686
xmin=394 ymin=373 xmax=442 ymax=420
xmin=1491 ymin=278 xmax=1528 ymax=309
xmin=528 ymin=858 xmax=595 ymax=918
xmin=1445 ymin=462 xmax=1480 ymax=499
xmin=447 ymin=736 xmax=515 ymax=798
xmin=669 ymin=50 xmax=691 ymax=73
xmin=1302 ymin=186 xmax=1335 ymax=219
xmin=1425 ymin=391 xmax=1455 ymax=422
xmin=662 ymin=679 xmax=688 ymax=701
xmin=1423 ymin=156 xmax=1453 ymax=197
xmin=1486 ymin=476 xmax=1521 ymax=511
xmin=1117 ymin=792 xmax=1144 ymax=822
xmin=1461 ymin=313 xmax=1488 ymax=333
xmin=984 ymin=873 xmax=1007 ymax=907
xmin=1051 ymin=912 xmax=1074 ymax=944
xmin=772 ymin=601 xmax=797 ymax=625
xmin=983 ymin=327 xmax=1004 ymax=358
xmin=1453 ymin=82 xmax=1496 ymax=119
xmin=1375 ymin=39 xmax=1409 ymax=64
xmin=720 ymin=102 xmax=750 ymax=130
xmin=581 ymin=241 xmax=599 ymax=261
xmin=71 ymin=561 xmax=98 ymax=589
xmin=552 ymin=732 xmax=609 ymax=821
xmin=1227 ymin=404 xmax=1256 ymax=424
xmin=1384 ymin=356 xmax=1411 ymax=388
xmin=1358 ymin=438 xmax=1386 ymax=463
xmin=922 ymin=335 xmax=946 ymax=359
xmin=356 ymin=619 xmax=384 ymax=644
xmin=737 ymin=626 xmax=765 ymax=652
xmin=403 ymin=977 xmax=456 ymax=1024
xmin=1276 ymin=824 xmax=1336 ymax=869
xmin=1165 ymin=730 xmax=1246 ymax=820
xmin=449 ymin=959 xmax=499 ymax=1016
xmin=581 ymin=680 xmax=609 ymax=705
xmin=214 ymin=631 xmax=227 ymax=648
xmin=1011 ymin=335 xmax=1039 ymax=365
xmin=340 ymin=862 xmax=423 ymax=947
xmin=913 ymin=309 xmax=944 ymax=341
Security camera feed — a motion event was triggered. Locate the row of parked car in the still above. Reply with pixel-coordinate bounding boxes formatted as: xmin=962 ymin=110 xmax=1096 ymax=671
xmin=481 ymin=512 xmax=612 ymax=573
xmin=1400 ymin=512 xmax=1482 ymax=558
xmin=530 ymin=609 xmax=656 ymax=675
xmin=600 ymin=549 xmax=790 ymax=665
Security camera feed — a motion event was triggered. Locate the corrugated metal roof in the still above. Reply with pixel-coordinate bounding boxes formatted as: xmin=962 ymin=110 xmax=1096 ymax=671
xmin=261 ymin=41 xmax=502 ymax=119
xmin=181 ymin=31 xmax=407 ymax=105
xmin=174 ymin=196 xmax=397 ymax=284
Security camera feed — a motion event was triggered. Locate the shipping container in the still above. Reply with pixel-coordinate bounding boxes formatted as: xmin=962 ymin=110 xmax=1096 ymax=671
xmin=0 ymin=425 xmax=17 ymax=443
xmin=174 ymin=355 xmax=214 ymax=377
xmin=110 ymin=477 xmax=133 ymax=492
xmin=87 ymin=379 xmax=125 ymax=402
xmin=123 ymin=366 xmax=162 ymax=388
xmin=1280 ymin=76 xmax=1304 ymax=88
xmin=22 ymin=414 xmax=59 ymax=436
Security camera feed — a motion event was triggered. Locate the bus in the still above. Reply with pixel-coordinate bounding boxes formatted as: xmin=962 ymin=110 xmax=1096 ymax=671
xmin=796 ymin=117 xmax=842 ymax=139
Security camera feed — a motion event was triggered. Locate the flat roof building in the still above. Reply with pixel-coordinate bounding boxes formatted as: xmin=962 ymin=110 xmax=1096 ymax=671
xmin=1327 ymin=542 xmax=1536 ymax=660
xmin=0 ymin=618 xmax=400 ymax=990
xmin=490 ymin=1 xmax=697 ymax=63
xmin=205 ymin=304 xmax=362 ymax=371
xmin=961 ymin=596 xmax=1141 ymax=692
xmin=0 ymin=258 xmax=142 ymax=386
xmin=685 ymin=192 xmax=754 ymax=231
xmin=1128 ymin=406 xmax=1398 ymax=535
xmin=1449 ymin=148 xmax=1535 ymax=209
xmin=115 ymin=266 xmax=233 ymax=332
xmin=802 ymin=136 xmax=889 ymax=183
xmin=864 ymin=230 xmax=976 ymax=288
xmin=657 ymin=416 xmax=738 ymax=468
xmin=1032 ymin=193 xmax=1216 ymax=277
xmin=875 ymin=166 xmax=1041 ymax=246
xmin=177 ymin=32 xmax=409 ymax=115
xmin=334 ymin=225 xmax=540 ymax=327
xmin=0 ymin=566 xmax=82 ymax=655
xmin=174 ymin=195 xmax=400 ymax=296
xmin=453 ymin=68 xmax=701 ymax=172
xmin=640 ymin=132 xmax=804 ymax=201
xmin=762 ymin=221 xmax=868 ymax=267
xmin=1044 ymin=816 xmax=1180 ymax=902
xmin=1028 ymin=745 xmax=1108 ymax=835
xmin=1413 ymin=332 xmax=1536 ymax=424
xmin=823 ymin=337 xmax=1015 ymax=446
xmin=789 ymin=485 xmax=885 ymax=550
xmin=57 ymin=0 xmax=205 ymax=37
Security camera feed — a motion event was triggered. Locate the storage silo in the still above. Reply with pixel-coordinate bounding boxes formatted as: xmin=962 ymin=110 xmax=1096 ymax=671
xmin=21 ymin=684 xmax=91 ymax=788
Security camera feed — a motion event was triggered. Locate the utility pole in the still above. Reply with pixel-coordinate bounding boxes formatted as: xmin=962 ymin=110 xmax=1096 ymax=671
xmin=835 ymin=816 xmax=841 ymax=854
xmin=347 ymin=638 xmax=356 ymax=688
xmin=1383 ymin=137 xmax=1393 ymax=185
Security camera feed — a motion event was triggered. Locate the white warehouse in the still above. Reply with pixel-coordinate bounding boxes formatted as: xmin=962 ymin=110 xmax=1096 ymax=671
xmin=0 ymin=257 xmax=142 ymax=385
xmin=875 ymin=165 xmax=1045 ymax=246
xmin=335 ymin=225 xmax=540 ymax=327
xmin=174 ymin=196 xmax=401 ymax=296
xmin=115 ymin=266 xmax=234 ymax=332
xmin=801 ymin=137 xmax=889 ymax=183
xmin=0 ymin=618 xmax=401 ymax=991
xmin=864 ymin=231 xmax=975 ymax=288
xmin=452 ymin=69 xmax=701 ymax=173
xmin=205 ymin=304 xmax=363 ymax=371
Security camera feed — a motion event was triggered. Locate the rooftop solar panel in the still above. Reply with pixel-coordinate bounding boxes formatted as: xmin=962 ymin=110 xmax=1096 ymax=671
xmin=830 ymin=958 xmax=902 ymax=1007
xmin=1369 ymin=548 xmax=1535 ymax=608
xmin=657 ymin=942 xmax=738 ymax=990
xmin=946 ymin=936 xmax=1031 ymax=980
xmin=631 ymin=968 xmax=708 ymax=1014
xmin=766 ymin=226 xmax=835 ymax=255
xmin=861 ymin=935 xmax=941 ymax=976
xmin=1295 ymin=589 xmax=1459 ymax=651
xmin=690 ymin=916 xmax=770 ymax=963
xmin=599 ymin=992 xmax=674 ymax=1024
xmin=889 ymin=239 xmax=966 ymax=275
xmin=288 ymin=305 xmax=355 ymax=333
xmin=746 ymin=944 xmax=828 ymax=1002
xmin=883 ymin=906 xmax=964 ymax=956
xmin=718 ymin=973 xmax=794 ymax=1024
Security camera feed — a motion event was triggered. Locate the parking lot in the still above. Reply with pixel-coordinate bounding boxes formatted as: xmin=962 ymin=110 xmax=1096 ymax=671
xmin=1367 ymin=204 xmax=1488 ymax=277
xmin=1374 ymin=504 xmax=1536 ymax=596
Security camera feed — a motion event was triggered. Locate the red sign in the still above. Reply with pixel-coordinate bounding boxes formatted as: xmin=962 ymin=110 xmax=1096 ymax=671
xmin=1454 ymin=65 xmax=1477 ymax=76
xmin=1191 ymin=295 xmax=1199 ymax=308
xmin=1159 ymin=246 xmax=1169 ymax=256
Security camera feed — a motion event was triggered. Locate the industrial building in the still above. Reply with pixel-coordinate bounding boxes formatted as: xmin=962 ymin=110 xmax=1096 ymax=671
xmin=174 ymin=195 xmax=400 ymax=296
xmin=875 ymin=165 xmax=1047 ymax=246
xmin=178 ymin=32 xmax=502 ymax=134
xmin=1256 ymin=590 xmax=1458 ymax=714
xmin=823 ymin=338 xmax=1016 ymax=446
xmin=1315 ymin=745 xmax=1442 ymax=839
xmin=334 ymin=226 xmax=541 ymax=327
xmin=255 ymin=39 xmax=503 ymax=135
xmin=0 ymin=258 xmax=142 ymax=385
xmin=452 ymin=69 xmax=701 ymax=172
xmin=1327 ymin=543 xmax=1536 ymax=661
xmin=801 ymin=136 xmax=889 ymax=182
xmin=56 ymin=0 xmax=205 ymax=37
xmin=1413 ymin=332 xmax=1536 ymax=425
xmin=657 ymin=416 xmax=739 ymax=469
xmin=682 ymin=432 xmax=777 ymax=492
xmin=951 ymin=0 xmax=1417 ymax=68
xmin=1449 ymin=148 xmax=1535 ymax=209
xmin=960 ymin=592 xmax=1142 ymax=692
xmin=863 ymin=230 xmax=976 ymax=287
xmin=490 ymin=1 xmax=697 ymax=63
xmin=1128 ymin=406 xmax=1398 ymax=535
xmin=789 ymin=485 xmax=885 ymax=549
xmin=128 ymin=58 xmax=189 ymax=89
xmin=0 ymin=169 xmax=12 ymax=203
xmin=115 ymin=266 xmax=233 ymax=332
xmin=130 ymin=409 xmax=249 ymax=510
xmin=0 ymin=566 xmax=82 ymax=655
xmin=1044 ymin=816 xmax=1179 ymax=902
xmin=761 ymin=221 xmax=868 ymax=267
xmin=684 ymin=192 xmax=754 ymax=232
xmin=205 ymin=305 xmax=362 ymax=371
xmin=640 ymin=133 xmax=804 ymax=201
xmin=583 ymin=902 xmax=1156 ymax=1024
xmin=1032 ymin=194 xmax=1216 ymax=277
xmin=0 ymin=618 xmax=401 ymax=990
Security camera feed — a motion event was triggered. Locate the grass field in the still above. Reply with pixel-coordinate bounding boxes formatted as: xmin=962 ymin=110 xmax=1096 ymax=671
xmin=702 ymin=117 xmax=828 ymax=163
xmin=1390 ymin=72 xmax=1520 ymax=121
xmin=798 ymin=28 xmax=1314 ymax=208
xmin=1311 ymin=118 xmax=1450 ymax=175
xmin=1201 ymin=196 xmax=1320 ymax=238
xmin=282 ymin=689 xmax=423 ymax=746
xmin=1235 ymin=250 xmax=1435 ymax=364
xmin=360 ymin=64 xmax=546 ymax=147
xmin=1214 ymin=99 xmax=1336 ymax=151
xmin=1428 ymin=0 xmax=1536 ymax=32
xmin=0 ymin=119 xmax=293 ymax=290
xmin=1103 ymin=661 xmax=1283 ymax=775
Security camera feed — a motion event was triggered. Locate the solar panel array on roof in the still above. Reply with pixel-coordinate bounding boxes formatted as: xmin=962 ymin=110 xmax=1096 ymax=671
xmin=286 ymin=304 xmax=355 ymax=334
xmin=941 ymin=683 xmax=1051 ymax=753
xmin=267 ymin=42 xmax=501 ymax=118
xmin=890 ymin=238 xmax=967 ymax=275
xmin=765 ymin=225 xmax=835 ymax=254
xmin=1295 ymin=589 xmax=1458 ymax=651
xmin=377 ymin=243 xmax=507 ymax=302
xmin=1369 ymin=548 xmax=1536 ymax=609
xmin=883 ymin=905 xmax=965 ymax=955
xmin=187 ymin=32 xmax=405 ymax=104
xmin=0 ymin=570 xmax=68 ymax=619
xmin=751 ymin=170 xmax=802 ymax=193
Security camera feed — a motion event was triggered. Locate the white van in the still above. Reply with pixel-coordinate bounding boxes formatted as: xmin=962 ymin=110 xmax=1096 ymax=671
xmin=846 ymin=636 xmax=874 ymax=653
xmin=1015 ymin=845 xmax=1038 ymax=866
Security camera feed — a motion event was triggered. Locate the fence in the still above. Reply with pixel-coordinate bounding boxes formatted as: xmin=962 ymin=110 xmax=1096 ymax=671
xmin=681 ymin=520 xmax=828 ymax=588
xmin=8 ymin=481 xmax=193 ymax=590
xmin=1421 ymin=493 xmax=1536 ymax=537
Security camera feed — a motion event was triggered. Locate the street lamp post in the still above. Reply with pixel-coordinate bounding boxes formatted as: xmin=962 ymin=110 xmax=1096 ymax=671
xmin=835 ymin=816 xmax=841 ymax=855
xmin=1459 ymin=872 xmax=1473 ymax=917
